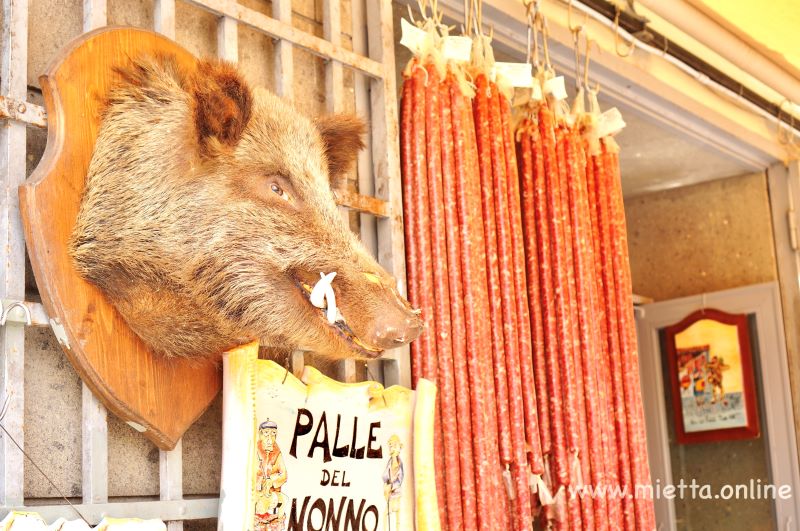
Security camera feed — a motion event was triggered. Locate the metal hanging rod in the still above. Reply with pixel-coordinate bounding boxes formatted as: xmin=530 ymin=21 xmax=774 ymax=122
xmin=574 ymin=0 xmax=800 ymax=140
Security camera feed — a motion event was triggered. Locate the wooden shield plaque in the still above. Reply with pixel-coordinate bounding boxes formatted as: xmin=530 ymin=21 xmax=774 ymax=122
xmin=20 ymin=27 xmax=220 ymax=450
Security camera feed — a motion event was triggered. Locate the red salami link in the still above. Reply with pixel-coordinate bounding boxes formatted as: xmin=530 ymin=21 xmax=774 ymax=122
xmin=467 ymin=80 xmax=510 ymax=531
xmin=549 ymin=121 xmax=581 ymax=465
xmin=517 ymin=119 xmax=551 ymax=461
xmin=450 ymin=75 xmax=504 ymax=531
xmin=501 ymin=97 xmax=544 ymax=480
xmin=593 ymin=149 xmax=635 ymax=530
xmin=437 ymin=70 xmax=472 ymax=531
xmin=536 ymin=104 xmax=568 ymax=491
xmin=603 ymin=141 xmax=656 ymax=530
xmin=554 ymin=123 xmax=585 ymax=531
xmin=400 ymin=68 xmax=421 ymax=384
xmin=444 ymin=73 xmax=479 ymax=531
xmin=409 ymin=63 xmax=435 ymax=387
xmin=593 ymin=153 xmax=624 ymax=530
xmin=415 ymin=63 xmax=446 ymax=527
xmin=582 ymin=137 xmax=616 ymax=528
xmin=584 ymin=145 xmax=621 ymax=527
xmin=472 ymin=73 xmax=513 ymax=468
xmin=566 ymin=127 xmax=608 ymax=530
xmin=526 ymin=120 xmax=554 ymax=461
xmin=424 ymin=63 xmax=462 ymax=530
xmin=488 ymin=84 xmax=532 ymax=530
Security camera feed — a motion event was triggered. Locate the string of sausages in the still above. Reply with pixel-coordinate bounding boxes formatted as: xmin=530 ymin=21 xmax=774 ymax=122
xmin=512 ymin=100 xmax=657 ymax=529
xmin=399 ymin=34 xmax=656 ymax=531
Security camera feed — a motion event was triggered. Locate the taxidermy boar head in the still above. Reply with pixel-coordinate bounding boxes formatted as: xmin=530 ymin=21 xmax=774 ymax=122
xmin=69 ymin=56 xmax=423 ymax=360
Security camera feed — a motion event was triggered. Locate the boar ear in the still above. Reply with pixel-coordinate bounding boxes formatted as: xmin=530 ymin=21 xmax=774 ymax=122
xmin=189 ymin=59 xmax=253 ymax=156
xmin=315 ymin=114 xmax=367 ymax=177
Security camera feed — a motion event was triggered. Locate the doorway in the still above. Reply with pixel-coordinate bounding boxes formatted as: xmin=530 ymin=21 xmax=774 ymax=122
xmin=636 ymin=283 xmax=800 ymax=529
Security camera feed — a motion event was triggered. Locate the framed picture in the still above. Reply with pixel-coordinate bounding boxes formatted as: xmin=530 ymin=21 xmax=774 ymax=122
xmin=663 ymin=308 xmax=760 ymax=444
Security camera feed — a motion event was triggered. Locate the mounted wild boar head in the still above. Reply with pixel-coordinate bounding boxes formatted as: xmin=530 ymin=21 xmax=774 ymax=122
xmin=69 ymin=56 xmax=423 ymax=360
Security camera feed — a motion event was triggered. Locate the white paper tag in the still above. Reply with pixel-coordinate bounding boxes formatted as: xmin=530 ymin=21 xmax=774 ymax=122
xmin=597 ymin=107 xmax=626 ymax=137
xmin=442 ymin=35 xmax=472 ymax=62
xmin=533 ymin=473 xmax=555 ymax=505
xmin=400 ymin=18 xmax=427 ymax=55
xmin=492 ymin=62 xmax=535 ymax=88
xmin=530 ymin=80 xmax=543 ymax=101
xmin=543 ymin=76 xmax=567 ymax=101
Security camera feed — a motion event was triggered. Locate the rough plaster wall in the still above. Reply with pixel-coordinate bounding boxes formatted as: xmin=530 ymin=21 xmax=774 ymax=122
xmin=625 ymin=172 xmax=777 ymax=531
xmin=20 ymin=0 xmax=360 ymax=526
xmin=626 ymin=172 xmax=777 ymax=302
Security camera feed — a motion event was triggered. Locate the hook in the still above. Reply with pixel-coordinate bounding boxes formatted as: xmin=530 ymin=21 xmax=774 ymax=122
xmin=613 ymin=9 xmax=635 ymax=58
xmin=406 ymin=4 xmax=417 ymax=25
xmin=527 ymin=7 xmax=542 ymax=70
xmin=0 ymin=301 xmax=31 ymax=326
xmin=540 ymin=16 xmax=553 ymax=72
xmin=526 ymin=21 xmax=533 ymax=66
xmin=571 ymin=23 xmax=584 ymax=92
xmin=567 ymin=0 xmax=587 ymax=33
xmin=416 ymin=0 xmax=429 ymax=21
xmin=582 ymin=36 xmax=600 ymax=92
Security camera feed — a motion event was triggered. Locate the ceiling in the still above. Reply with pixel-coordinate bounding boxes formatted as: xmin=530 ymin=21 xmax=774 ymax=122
xmin=612 ymin=105 xmax=756 ymax=197
xmin=610 ymin=0 xmax=799 ymax=197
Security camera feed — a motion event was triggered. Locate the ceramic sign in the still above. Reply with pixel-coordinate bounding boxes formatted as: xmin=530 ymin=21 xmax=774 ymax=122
xmin=219 ymin=342 xmax=439 ymax=531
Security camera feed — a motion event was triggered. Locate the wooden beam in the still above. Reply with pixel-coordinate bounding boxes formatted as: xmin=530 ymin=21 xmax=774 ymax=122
xmin=272 ymin=0 xmax=293 ymax=99
xmin=0 ymin=498 xmax=219 ymax=524
xmin=81 ymin=383 xmax=108 ymax=504
xmin=154 ymin=0 xmax=176 ymax=39
xmin=0 ymin=0 xmax=29 ymax=506
xmin=217 ymin=16 xmax=238 ymax=63
xmin=0 ymin=95 xmax=46 ymax=128
xmin=351 ymin=0 xmax=377 ymax=258
xmin=160 ymin=439 xmax=184 ymax=531
xmin=82 ymin=0 xmax=106 ymax=32
xmin=323 ymin=0 xmax=344 ymax=114
xmin=333 ymin=188 xmax=389 ymax=218
xmin=186 ymin=0 xmax=384 ymax=78
xmin=366 ymin=0 xmax=410 ymax=388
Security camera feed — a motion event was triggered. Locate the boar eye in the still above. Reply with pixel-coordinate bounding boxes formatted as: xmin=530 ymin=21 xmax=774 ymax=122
xmin=269 ymin=182 xmax=291 ymax=202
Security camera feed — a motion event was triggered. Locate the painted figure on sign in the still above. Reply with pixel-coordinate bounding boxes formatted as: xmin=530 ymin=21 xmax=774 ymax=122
xmin=691 ymin=356 xmax=707 ymax=407
xmin=707 ymin=356 xmax=731 ymax=405
xmin=255 ymin=419 xmax=288 ymax=531
xmin=383 ymin=434 xmax=404 ymax=531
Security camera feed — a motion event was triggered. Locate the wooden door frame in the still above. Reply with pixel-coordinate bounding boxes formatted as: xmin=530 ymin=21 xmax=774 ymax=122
xmin=636 ymin=282 xmax=800 ymax=529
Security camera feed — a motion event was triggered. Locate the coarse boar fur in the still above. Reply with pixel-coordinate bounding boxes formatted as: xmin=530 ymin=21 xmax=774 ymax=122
xmin=69 ymin=55 xmax=423 ymax=361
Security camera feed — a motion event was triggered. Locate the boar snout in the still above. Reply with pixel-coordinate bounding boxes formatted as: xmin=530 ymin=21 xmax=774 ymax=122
xmin=362 ymin=296 xmax=424 ymax=350
xmin=294 ymin=268 xmax=424 ymax=359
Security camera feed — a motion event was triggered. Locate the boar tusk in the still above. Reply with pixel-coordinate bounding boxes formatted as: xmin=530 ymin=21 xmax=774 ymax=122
xmin=309 ymin=272 xmax=336 ymax=308
xmin=325 ymin=292 xmax=338 ymax=325
xmin=309 ymin=272 xmax=339 ymax=325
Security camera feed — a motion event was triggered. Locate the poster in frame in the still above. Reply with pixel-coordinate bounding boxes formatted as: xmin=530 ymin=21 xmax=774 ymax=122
xmin=663 ymin=308 xmax=760 ymax=444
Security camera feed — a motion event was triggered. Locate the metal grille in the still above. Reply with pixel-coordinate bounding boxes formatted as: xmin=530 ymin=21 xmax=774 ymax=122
xmin=0 ymin=0 xmax=407 ymax=525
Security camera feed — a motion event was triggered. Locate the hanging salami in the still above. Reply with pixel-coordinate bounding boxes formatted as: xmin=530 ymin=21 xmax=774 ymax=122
xmin=397 ymin=7 xmax=659 ymax=529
